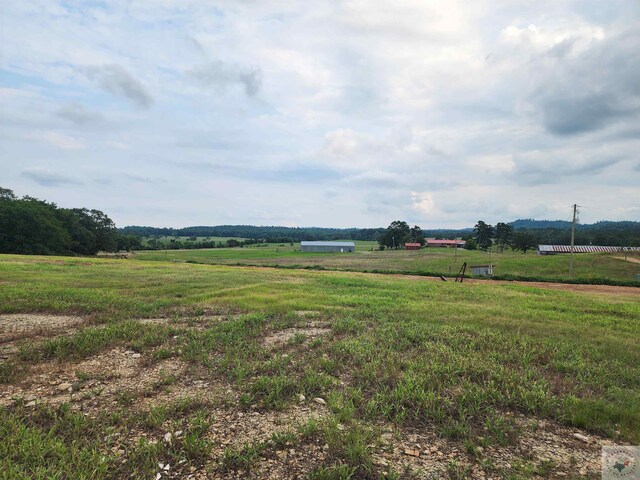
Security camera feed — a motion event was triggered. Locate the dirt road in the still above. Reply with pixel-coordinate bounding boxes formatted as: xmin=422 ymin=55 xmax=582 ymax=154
xmin=613 ymin=255 xmax=640 ymax=264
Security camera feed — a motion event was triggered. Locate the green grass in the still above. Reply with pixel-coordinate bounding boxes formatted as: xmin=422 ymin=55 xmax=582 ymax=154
xmin=133 ymin=244 xmax=640 ymax=285
xmin=140 ymin=235 xmax=248 ymax=247
xmin=0 ymin=398 xmax=214 ymax=480
xmin=1 ymin=253 xmax=639 ymax=478
xmin=135 ymin=240 xmax=378 ymax=261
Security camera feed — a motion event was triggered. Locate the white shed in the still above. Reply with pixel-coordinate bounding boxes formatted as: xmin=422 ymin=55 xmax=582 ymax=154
xmin=471 ymin=264 xmax=493 ymax=277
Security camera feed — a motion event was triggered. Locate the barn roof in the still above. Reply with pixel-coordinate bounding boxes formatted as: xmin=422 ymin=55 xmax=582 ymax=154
xmin=426 ymin=239 xmax=466 ymax=244
xmin=405 ymin=243 xmax=422 ymax=247
xmin=537 ymin=245 xmax=640 ymax=253
xmin=300 ymin=241 xmax=355 ymax=247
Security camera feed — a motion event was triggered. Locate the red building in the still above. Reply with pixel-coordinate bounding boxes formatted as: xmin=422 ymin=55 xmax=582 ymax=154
xmin=405 ymin=243 xmax=422 ymax=250
xmin=425 ymin=239 xmax=466 ymax=248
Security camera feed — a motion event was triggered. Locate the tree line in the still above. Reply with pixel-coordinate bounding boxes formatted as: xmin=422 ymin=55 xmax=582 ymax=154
xmin=124 ymin=220 xmax=640 ymax=249
xmin=469 ymin=220 xmax=640 ymax=251
xmin=141 ymin=237 xmax=277 ymax=250
xmin=466 ymin=221 xmax=538 ymax=253
xmin=0 ymin=188 xmax=140 ymax=255
xmin=120 ymin=225 xmax=386 ymax=242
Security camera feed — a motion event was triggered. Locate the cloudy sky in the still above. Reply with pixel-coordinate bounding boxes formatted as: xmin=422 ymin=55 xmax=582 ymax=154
xmin=1 ymin=1 xmax=639 ymax=228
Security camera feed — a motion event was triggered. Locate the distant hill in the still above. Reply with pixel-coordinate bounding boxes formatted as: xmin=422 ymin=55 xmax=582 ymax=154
xmin=509 ymin=219 xmax=640 ymax=231
xmin=507 ymin=219 xmax=640 ymax=246
xmin=509 ymin=219 xmax=572 ymax=229
xmin=422 ymin=228 xmax=473 ymax=239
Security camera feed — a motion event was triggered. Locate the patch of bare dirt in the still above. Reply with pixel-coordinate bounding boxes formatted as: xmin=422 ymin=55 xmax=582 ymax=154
xmin=106 ymin=396 xmax=330 ymax=480
xmin=1 ymin=338 xmax=333 ymax=479
xmin=0 ymin=313 xmax=86 ymax=342
xmin=137 ymin=315 xmax=226 ymax=330
xmin=178 ymin=398 xmax=329 ymax=480
xmin=612 ymin=255 xmax=640 ymax=264
xmin=167 ymin=410 xmax=614 ymax=479
xmin=367 ymin=414 xmax=614 ymax=479
xmin=138 ymin=317 xmax=174 ymax=325
xmin=0 ymin=347 xmax=189 ymax=410
xmin=212 ymin=403 xmax=324 ymax=451
xmin=262 ymin=326 xmax=331 ymax=348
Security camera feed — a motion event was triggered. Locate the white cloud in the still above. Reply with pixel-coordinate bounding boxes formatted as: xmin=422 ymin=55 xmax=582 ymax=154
xmin=467 ymin=154 xmax=515 ymax=174
xmin=411 ymin=192 xmax=438 ymax=216
xmin=40 ymin=132 xmax=86 ymax=150
xmin=324 ymin=129 xmax=359 ymax=157
xmin=0 ymin=1 xmax=639 ymax=228
xmin=500 ymin=23 xmax=604 ymax=52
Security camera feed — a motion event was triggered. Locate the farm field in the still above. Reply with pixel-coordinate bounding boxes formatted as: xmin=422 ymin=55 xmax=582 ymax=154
xmin=134 ymin=244 xmax=640 ymax=285
xmin=140 ymin=236 xmax=248 ymax=247
xmin=136 ymin=240 xmax=378 ymax=258
xmin=1 ymin=253 xmax=639 ymax=479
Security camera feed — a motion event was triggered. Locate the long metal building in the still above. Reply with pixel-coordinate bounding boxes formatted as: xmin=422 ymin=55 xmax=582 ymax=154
xmin=300 ymin=241 xmax=355 ymax=253
xmin=537 ymin=245 xmax=640 ymax=255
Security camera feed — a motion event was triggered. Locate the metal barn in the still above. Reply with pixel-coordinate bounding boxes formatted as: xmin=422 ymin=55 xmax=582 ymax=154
xmin=300 ymin=241 xmax=355 ymax=253
xmin=537 ymin=245 xmax=640 ymax=255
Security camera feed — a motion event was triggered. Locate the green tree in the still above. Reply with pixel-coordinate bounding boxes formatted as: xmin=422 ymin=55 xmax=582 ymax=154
xmin=0 ymin=187 xmax=17 ymax=200
xmin=56 ymin=209 xmax=97 ymax=255
xmin=511 ymin=231 xmax=538 ymax=254
xmin=474 ymin=221 xmax=494 ymax=251
xmin=378 ymin=221 xmax=411 ymax=249
xmin=0 ymin=196 xmax=70 ymax=254
xmin=87 ymin=209 xmax=118 ymax=252
xmin=0 ymin=188 xmax=120 ymax=255
xmin=117 ymin=234 xmax=142 ymax=251
xmin=495 ymin=222 xmax=513 ymax=252
xmin=464 ymin=238 xmax=478 ymax=250
xmin=409 ymin=225 xmax=426 ymax=246
xmin=64 ymin=208 xmax=118 ymax=253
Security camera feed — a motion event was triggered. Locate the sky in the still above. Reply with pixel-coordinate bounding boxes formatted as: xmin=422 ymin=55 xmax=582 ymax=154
xmin=1 ymin=1 xmax=639 ymax=229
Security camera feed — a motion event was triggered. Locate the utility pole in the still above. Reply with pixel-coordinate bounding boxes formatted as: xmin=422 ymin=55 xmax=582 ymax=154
xmin=569 ymin=204 xmax=577 ymax=277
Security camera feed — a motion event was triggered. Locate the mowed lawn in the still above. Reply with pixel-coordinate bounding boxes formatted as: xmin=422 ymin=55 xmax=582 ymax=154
xmin=134 ymin=245 xmax=640 ymax=284
xmin=0 ymin=254 xmax=639 ymax=478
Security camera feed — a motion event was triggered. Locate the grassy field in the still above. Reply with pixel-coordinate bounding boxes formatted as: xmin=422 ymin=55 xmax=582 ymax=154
xmin=134 ymin=244 xmax=640 ymax=285
xmin=136 ymin=240 xmax=378 ymax=258
xmin=1 ymin=253 xmax=639 ymax=479
xmin=140 ymin=236 xmax=248 ymax=247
